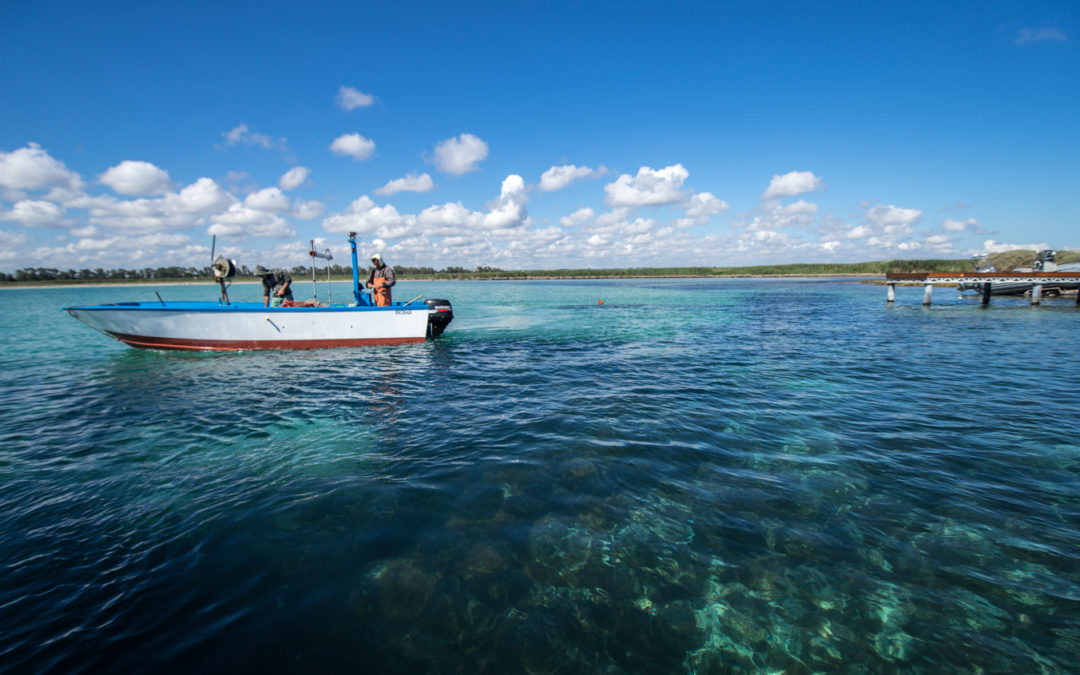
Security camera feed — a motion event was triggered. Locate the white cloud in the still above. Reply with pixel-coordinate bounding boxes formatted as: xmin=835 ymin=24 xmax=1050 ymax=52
xmin=417 ymin=202 xmax=479 ymax=231
xmin=431 ymin=133 xmax=488 ymax=175
xmin=219 ymin=123 xmax=286 ymax=151
xmin=168 ymin=178 xmax=235 ymax=215
xmin=604 ymin=164 xmax=689 ymax=207
xmin=539 ymin=164 xmax=598 ymax=191
xmin=99 ymin=160 xmax=171 ymax=196
xmin=866 ymin=204 xmax=921 ymax=230
xmin=323 ymin=195 xmax=410 ymax=235
xmin=207 ymin=203 xmax=295 ymax=239
xmin=291 ymin=198 xmax=325 ymax=220
xmin=0 ymin=200 xmax=70 ymax=228
xmin=560 ymin=207 xmax=595 ymax=227
xmin=244 ymin=187 xmax=290 ymax=212
xmin=736 ymin=199 xmax=818 ymax=233
xmin=942 ymin=217 xmax=982 ymax=234
xmin=683 ymin=192 xmax=729 ymax=220
xmin=67 ymin=177 xmax=235 ymax=234
xmin=279 ymin=166 xmax=310 ymax=191
xmin=322 ymin=173 xmax=528 ymax=239
xmin=0 ymin=143 xmax=83 ymax=192
xmin=0 ymin=229 xmax=28 ymax=248
xmin=1015 ymin=28 xmax=1067 ymax=45
xmin=762 ymin=171 xmax=823 ymax=200
xmin=482 ymin=175 xmax=528 ymax=229
xmin=844 ymin=225 xmax=873 ymax=239
xmin=980 ymin=239 xmax=1051 ymax=254
xmin=330 ymin=133 xmax=376 ymax=160
xmin=375 ymin=172 xmax=434 ymax=196
xmin=336 ymin=86 xmax=376 ymax=110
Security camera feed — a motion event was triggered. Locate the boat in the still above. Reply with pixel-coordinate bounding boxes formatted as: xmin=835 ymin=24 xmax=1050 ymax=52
xmin=957 ymin=250 xmax=1080 ymax=297
xmin=64 ymin=233 xmax=453 ymax=351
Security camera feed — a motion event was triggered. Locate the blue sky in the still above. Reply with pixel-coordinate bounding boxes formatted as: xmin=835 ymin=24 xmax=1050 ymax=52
xmin=1 ymin=0 xmax=1076 ymax=273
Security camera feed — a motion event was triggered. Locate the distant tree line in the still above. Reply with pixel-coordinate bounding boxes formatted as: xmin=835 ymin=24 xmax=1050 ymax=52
xmin=3 ymin=252 xmax=1076 ymax=283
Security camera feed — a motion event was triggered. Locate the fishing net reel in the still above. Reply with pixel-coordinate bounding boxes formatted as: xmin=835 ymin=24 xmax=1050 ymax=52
xmin=212 ymin=257 xmax=237 ymax=280
xmin=212 ymin=257 xmax=237 ymax=304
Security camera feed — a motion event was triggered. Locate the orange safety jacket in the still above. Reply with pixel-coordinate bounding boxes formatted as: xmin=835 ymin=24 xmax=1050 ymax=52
xmin=366 ymin=265 xmax=395 ymax=306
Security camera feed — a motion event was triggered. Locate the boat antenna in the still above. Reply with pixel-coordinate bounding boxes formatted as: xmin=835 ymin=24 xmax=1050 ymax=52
xmin=309 ymin=240 xmax=334 ymax=304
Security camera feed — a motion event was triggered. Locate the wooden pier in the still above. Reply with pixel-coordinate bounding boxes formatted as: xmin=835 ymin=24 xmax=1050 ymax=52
xmin=885 ymin=272 xmax=1080 ymax=306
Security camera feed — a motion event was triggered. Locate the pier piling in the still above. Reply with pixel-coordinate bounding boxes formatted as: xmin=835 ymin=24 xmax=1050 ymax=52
xmin=885 ymin=270 xmax=1080 ymax=307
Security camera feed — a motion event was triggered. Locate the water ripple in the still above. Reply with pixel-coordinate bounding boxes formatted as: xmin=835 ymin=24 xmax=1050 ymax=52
xmin=1 ymin=279 xmax=1078 ymax=671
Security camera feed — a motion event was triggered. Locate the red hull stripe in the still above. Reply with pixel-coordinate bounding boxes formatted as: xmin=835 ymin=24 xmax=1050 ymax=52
xmin=107 ymin=331 xmax=425 ymax=351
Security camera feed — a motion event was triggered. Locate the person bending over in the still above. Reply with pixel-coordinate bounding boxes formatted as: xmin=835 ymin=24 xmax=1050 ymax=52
xmin=253 ymin=266 xmax=293 ymax=307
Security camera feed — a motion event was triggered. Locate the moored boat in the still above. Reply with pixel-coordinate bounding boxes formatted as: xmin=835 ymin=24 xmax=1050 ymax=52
xmin=65 ymin=233 xmax=453 ymax=351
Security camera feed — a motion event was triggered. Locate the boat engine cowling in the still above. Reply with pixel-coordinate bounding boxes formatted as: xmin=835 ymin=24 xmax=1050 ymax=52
xmin=425 ymin=298 xmax=453 ymax=338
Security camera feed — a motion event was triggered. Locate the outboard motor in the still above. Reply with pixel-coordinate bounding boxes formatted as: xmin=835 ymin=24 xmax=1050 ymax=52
xmin=425 ymin=299 xmax=453 ymax=338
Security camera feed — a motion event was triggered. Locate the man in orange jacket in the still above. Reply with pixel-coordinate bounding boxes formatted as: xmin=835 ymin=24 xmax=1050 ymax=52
xmin=365 ymin=253 xmax=396 ymax=306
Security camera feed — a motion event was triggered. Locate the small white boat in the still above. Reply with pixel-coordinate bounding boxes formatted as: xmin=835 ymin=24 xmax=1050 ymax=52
xmin=65 ymin=234 xmax=453 ymax=351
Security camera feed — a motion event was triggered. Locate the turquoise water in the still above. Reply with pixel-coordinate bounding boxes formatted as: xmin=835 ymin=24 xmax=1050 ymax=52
xmin=2 ymin=278 xmax=1079 ymax=672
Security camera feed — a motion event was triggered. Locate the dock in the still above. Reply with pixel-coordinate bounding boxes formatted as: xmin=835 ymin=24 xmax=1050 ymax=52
xmin=885 ymin=272 xmax=1080 ymax=305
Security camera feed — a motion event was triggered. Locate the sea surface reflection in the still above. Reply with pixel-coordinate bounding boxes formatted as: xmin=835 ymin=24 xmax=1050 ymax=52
xmin=1 ymin=278 xmax=1078 ymax=672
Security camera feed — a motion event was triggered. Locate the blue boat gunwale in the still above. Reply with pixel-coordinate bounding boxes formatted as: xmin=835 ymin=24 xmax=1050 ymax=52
xmin=63 ymin=301 xmax=427 ymax=313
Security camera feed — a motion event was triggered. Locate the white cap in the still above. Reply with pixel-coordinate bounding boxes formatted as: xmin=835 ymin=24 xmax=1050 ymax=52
xmin=371 ymin=253 xmax=382 ymax=262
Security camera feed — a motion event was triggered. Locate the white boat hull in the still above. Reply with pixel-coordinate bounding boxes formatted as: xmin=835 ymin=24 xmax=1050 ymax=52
xmin=65 ymin=301 xmax=438 ymax=351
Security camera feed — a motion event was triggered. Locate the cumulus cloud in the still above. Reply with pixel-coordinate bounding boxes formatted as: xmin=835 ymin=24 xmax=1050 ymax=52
xmin=322 ymin=174 xmax=528 ymax=239
xmin=539 ymin=164 xmax=601 ymax=191
xmin=244 ymin=187 xmax=290 ymax=212
xmin=375 ymin=172 xmax=434 ymax=196
xmin=866 ymin=204 xmax=921 ymax=230
xmin=67 ymin=177 xmax=235 ymax=233
xmin=99 ymin=160 xmax=171 ymax=196
xmin=219 ymin=123 xmax=286 ymax=151
xmin=482 ymin=175 xmax=528 ymax=229
xmin=279 ymin=166 xmax=310 ymax=191
xmin=683 ymin=192 xmax=729 ymax=220
xmin=604 ymin=164 xmax=689 ymax=207
xmin=330 ymin=133 xmax=376 ymax=160
xmin=0 ymin=143 xmax=83 ymax=193
xmin=1015 ymin=28 xmax=1066 ymax=45
xmin=560 ymin=207 xmax=595 ymax=227
xmin=431 ymin=133 xmax=488 ymax=175
xmin=0 ymin=200 xmax=71 ymax=228
xmin=762 ymin=171 xmax=823 ymax=200
xmin=290 ymin=198 xmax=325 ymax=220
xmin=207 ymin=202 xmax=295 ymax=239
xmin=336 ymin=86 xmax=376 ymax=110
xmin=323 ymin=195 xmax=410 ymax=235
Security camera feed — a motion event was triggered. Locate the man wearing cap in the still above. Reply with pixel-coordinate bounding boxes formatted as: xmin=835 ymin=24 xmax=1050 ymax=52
xmin=253 ymin=266 xmax=293 ymax=307
xmin=365 ymin=253 xmax=396 ymax=306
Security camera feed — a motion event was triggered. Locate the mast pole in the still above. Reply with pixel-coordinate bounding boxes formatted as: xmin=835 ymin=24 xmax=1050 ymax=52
xmin=348 ymin=232 xmax=361 ymax=305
